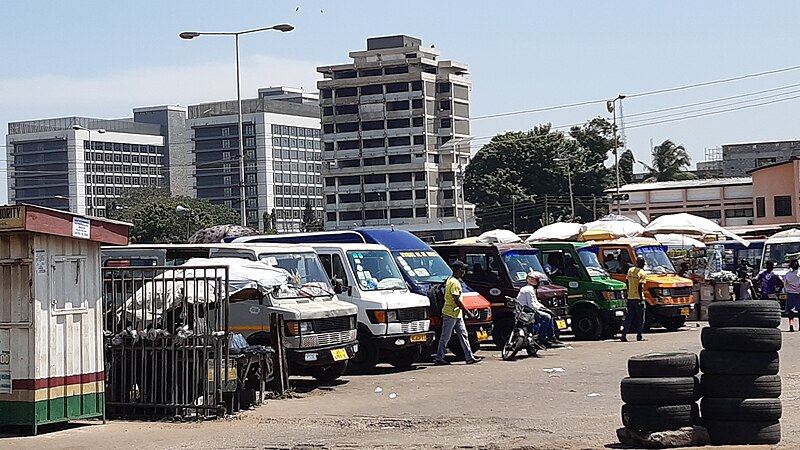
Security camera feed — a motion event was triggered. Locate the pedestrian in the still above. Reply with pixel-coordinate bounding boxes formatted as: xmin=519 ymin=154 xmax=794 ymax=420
xmin=736 ymin=268 xmax=755 ymax=300
xmin=784 ymin=258 xmax=800 ymax=332
xmin=621 ymin=256 xmax=647 ymax=342
xmin=756 ymin=260 xmax=784 ymax=300
xmin=435 ymin=260 xmax=483 ymax=365
xmin=678 ymin=262 xmax=691 ymax=278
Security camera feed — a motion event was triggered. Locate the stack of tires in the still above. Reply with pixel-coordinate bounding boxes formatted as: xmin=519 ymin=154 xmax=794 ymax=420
xmin=620 ymin=352 xmax=700 ymax=433
xmin=700 ymin=300 xmax=782 ymax=445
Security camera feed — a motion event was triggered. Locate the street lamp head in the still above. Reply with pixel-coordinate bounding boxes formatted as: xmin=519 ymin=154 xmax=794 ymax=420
xmin=179 ymin=31 xmax=200 ymax=40
xmin=272 ymin=24 xmax=294 ymax=32
xmin=96 ymin=129 xmax=106 ymax=134
xmin=176 ymin=205 xmax=192 ymax=217
xmin=71 ymin=124 xmax=84 ymax=131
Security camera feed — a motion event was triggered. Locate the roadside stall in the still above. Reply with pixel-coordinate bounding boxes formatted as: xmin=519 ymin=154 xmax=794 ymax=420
xmin=0 ymin=204 xmax=129 ymax=434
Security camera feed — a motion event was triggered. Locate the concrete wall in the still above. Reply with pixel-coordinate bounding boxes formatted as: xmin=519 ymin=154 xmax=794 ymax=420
xmin=752 ymin=160 xmax=800 ymax=225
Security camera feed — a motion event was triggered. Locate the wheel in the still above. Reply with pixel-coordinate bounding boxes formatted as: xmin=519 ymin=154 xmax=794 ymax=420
xmin=701 ymin=398 xmax=782 ymax=421
xmin=492 ymin=317 xmax=515 ymax=350
xmin=660 ymin=315 xmax=686 ymax=332
xmin=601 ymin=320 xmax=622 ymax=339
xmin=620 ymin=377 xmax=699 ymax=405
xmin=708 ymin=300 xmax=781 ymax=328
xmin=622 ymin=404 xmax=698 ymax=432
xmin=704 ymin=420 xmax=781 ymax=445
xmin=389 ymin=345 xmax=422 ymax=368
xmin=309 ymin=360 xmax=348 ymax=382
xmin=701 ymin=327 xmax=782 ymax=352
xmin=501 ymin=332 xmax=522 ymax=361
xmin=347 ymin=332 xmax=379 ymax=374
xmin=700 ymin=374 xmax=781 ymax=398
xmin=627 ymin=352 xmax=698 ymax=378
xmin=448 ymin=335 xmax=480 ymax=359
xmin=571 ymin=307 xmax=602 ymax=340
xmin=699 ymin=350 xmax=779 ymax=376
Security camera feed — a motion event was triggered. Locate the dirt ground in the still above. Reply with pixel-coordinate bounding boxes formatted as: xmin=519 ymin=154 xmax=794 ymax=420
xmin=3 ymin=320 xmax=799 ymax=449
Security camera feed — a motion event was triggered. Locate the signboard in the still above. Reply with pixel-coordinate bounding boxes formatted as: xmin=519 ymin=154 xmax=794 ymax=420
xmin=0 ymin=206 xmax=25 ymax=230
xmin=0 ymin=330 xmax=11 ymax=394
xmin=72 ymin=217 xmax=91 ymax=239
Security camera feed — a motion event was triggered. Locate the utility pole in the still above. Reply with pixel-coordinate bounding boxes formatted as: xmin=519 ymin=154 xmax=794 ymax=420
xmin=512 ymin=197 xmax=516 ymax=233
xmin=544 ymin=195 xmax=549 ymax=226
xmin=592 ymin=194 xmax=597 ymax=220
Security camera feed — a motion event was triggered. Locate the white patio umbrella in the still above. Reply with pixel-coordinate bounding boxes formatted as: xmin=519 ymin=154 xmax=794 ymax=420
xmin=476 ymin=229 xmax=522 ymax=244
xmin=583 ymin=216 xmax=645 ymax=238
xmin=526 ymin=222 xmax=586 ymax=242
xmin=642 ymin=213 xmax=749 ymax=246
xmin=654 ymin=233 xmax=706 ymax=249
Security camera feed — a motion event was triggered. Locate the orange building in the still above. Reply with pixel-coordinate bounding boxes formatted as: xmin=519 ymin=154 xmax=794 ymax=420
xmin=749 ymin=157 xmax=800 ymax=225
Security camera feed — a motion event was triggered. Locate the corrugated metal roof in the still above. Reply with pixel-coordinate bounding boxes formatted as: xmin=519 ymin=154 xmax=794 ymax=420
xmin=608 ymin=177 xmax=751 ymax=193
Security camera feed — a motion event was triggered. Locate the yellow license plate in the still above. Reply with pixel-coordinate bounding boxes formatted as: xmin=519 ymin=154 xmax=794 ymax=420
xmin=410 ymin=334 xmax=427 ymax=342
xmin=556 ymin=320 xmax=567 ymax=330
xmin=476 ymin=330 xmax=489 ymax=341
xmin=331 ymin=348 xmax=348 ymax=361
xmin=680 ymin=308 xmax=690 ymax=316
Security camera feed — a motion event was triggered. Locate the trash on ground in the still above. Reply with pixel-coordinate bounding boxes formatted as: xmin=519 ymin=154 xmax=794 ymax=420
xmin=587 ymin=392 xmax=601 ymax=397
xmin=543 ymin=367 xmax=566 ymax=373
xmin=374 ymin=387 xmax=383 ymax=393
xmin=388 ymin=392 xmax=398 ymax=399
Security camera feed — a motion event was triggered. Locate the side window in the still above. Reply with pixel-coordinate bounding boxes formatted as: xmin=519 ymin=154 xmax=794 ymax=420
xmin=543 ymin=250 xmax=566 ymax=276
xmin=563 ymin=252 xmax=580 ymax=277
xmin=464 ymin=253 xmax=499 ymax=284
xmin=618 ymin=250 xmax=633 ymax=272
xmin=318 ymin=254 xmax=333 ymax=278
xmin=602 ymin=249 xmax=623 ymax=274
xmin=332 ymin=254 xmax=349 ymax=286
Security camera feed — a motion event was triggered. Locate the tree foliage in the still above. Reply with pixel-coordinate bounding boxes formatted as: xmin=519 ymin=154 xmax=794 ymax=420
xmin=464 ymin=119 xmax=616 ymax=232
xmin=643 ymin=139 xmax=696 ymax=182
xmin=262 ymin=209 xmax=278 ymax=235
xmin=617 ymin=149 xmax=636 ymax=185
xmin=109 ymin=188 xmax=240 ymax=243
xmin=300 ymin=201 xmax=323 ymax=232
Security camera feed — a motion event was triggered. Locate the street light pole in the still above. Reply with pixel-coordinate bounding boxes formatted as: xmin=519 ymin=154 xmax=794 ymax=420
xmin=180 ymin=24 xmax=294 ymax=227
xmin=609 ymin=94 xmax=625 ymax=215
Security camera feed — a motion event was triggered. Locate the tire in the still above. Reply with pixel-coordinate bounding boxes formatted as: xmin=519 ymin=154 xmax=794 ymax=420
xmin=622 ymin=404 xmax=698 ymax=432
xmin=347 ymin=332 xmax=379 ymax=374
xmin=501 ymin=332 xmax=522 ymax=361
xmin=660 ymin=315 xmax=686 ymax=332
xmin=601 ymin=319 xmax=622 ymax=339
xmin=448 ymin=334 xmax=480 ymax=359
xmin=571 ymin=307 xmax=603 ymax=340
xmin=700 ymin=374 xmax=781 ymax=398
xmin=701 ymin=327 xmax=782 ymax=352
xmin=388 ymin=345 xmax=422 ymax=369
xmin=620 ymin=377 xmax=699 ymax=405
xmin=704 ymin=420 xmax=781 ymax=445
xmin=708 ymin=300 xmax=781 ymax=328
xmin=627 ymin=352 xmax=699 ymax=378
xmin=700 ymin=350 xmax=779 ymax=376
xmin=492 ymin=317 xmax=514 ymax=350
xmin=701 ymin=398 xmax=782 ymax=421
xmin=309 ymin=360 xmax=348 ymax=382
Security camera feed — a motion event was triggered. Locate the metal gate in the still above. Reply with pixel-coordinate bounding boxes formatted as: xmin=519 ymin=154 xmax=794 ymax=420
xmin=102 ymin=265 xmax=235 ymax=419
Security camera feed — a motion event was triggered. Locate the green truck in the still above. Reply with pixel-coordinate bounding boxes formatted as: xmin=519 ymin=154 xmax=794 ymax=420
xmin=530 ymin=241 xmax=628 ymax=340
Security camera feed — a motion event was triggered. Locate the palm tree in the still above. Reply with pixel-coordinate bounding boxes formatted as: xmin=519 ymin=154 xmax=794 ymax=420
xmin=642 ymin=139 xmax=696 ymax=182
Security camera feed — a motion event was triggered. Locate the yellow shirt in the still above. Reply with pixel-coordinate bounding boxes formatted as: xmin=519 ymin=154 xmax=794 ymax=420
xmin=627 ymin=266 xmax=647 ymax=300
xmin=442 ymin=277 xmax=463 ymax=319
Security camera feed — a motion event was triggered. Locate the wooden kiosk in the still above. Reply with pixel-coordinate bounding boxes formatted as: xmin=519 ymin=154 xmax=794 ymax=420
xmin=0 ymin=204 xmax=129 ymax=434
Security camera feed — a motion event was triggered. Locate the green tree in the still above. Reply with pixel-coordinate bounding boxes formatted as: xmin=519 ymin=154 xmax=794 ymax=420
xmin=300 ymin=201 xmax=323 ymax=232
xmin=617 ymin=149 xmax=636 ymax=185
xmin=643 ymin=139 xmax=696 ymax=181
xmin=109 ymin=188 xmax=240 ymax=243
xmin=262 ymin=209 xmax=278 ymax=234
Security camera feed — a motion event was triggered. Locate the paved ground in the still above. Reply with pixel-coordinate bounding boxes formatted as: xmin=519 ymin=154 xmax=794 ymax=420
xmin=3 ymin=320 xmax=799 ymax=449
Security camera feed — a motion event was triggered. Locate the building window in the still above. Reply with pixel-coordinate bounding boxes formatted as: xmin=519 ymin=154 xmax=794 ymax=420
xmin=359 ymin=68 xmax=382 ymax=77
xmin=362 ymin=138 xmax=385 ymax=149
xmin=340 ymin=211 xmax=363 ymax=221
xmin=361 ymin=85 xmax=382 ymax=95
xmin=725 ymin=208 xmax=754 ymax=218
xmin=440 ymin=118 xmax=452 ymax=128
xmin=756 ymin=197 xmax=766 ymax=218
xmin=336 ymin=122 xmax=359 ymax=133
xmin=391 ymin=208 xmax=413 ymax=219
xmin=222 ymin=128 xmax=230 ymax=137
xmin=388 ymin=136 xmax=410 ymax=147
xmin=245 ymin=125 xmax=254 ymax=135
xmin=387 ymin=118 xmax=410 ymax=129
xmin=389 ymin=155 xmax=411 ymax=165
xmin=321 ymin=89 xmax=332 ymax=99
xmin=323 ymin=124 xmax=334 ymax=134
xmin=223 ymin=176 xmax=232 ymax=185
xmin=363 ymin=156 xmax=385 ymax=166
xmin=384 ymin=66 xmax=408 ymax=75
xmin=775 ymin=195 xmax=793 ymax=217
xmin=415 ymin=207 xmax=428 ymax=218
xmin=390 ymin=191 xmax=413 ymax=201
xmin=361 ymin=120 xmax=384 ymax=131
xmin=339 ymin=193 xmax=361 ymax=203
xmin=365 ymin=210 xmax=386 ymax=220
xmin=437 ymin=83 xmax=451 ymax=93
xmin=338 ymin=176 xmax=360 ymax=186
xmin=440 ymin=100 xmax=451 ymax=111
xmin=386 ymin=100 xmax=409 ymax=112
xmin=246 ymin=137 xmax=255 ymax=147
xmin=363 ymin=174 xmax=385 ymax=185
xmin=326 ymin=212 xmax=337 ymax=222
xmin=335 ymin=105 xmax=358 ymax=115
xmin=389 ymin=173 xmax=412 ymax=183
xmin=386 ymin=82 xmax=408 ymax=93
xmin=222 ymin=140 xmax=231 ymax=149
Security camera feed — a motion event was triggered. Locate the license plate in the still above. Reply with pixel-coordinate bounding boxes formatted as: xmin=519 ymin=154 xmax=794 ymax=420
xmin=410 ymin=334 xmax=427 ymax=342
xmin=555 ymin=319 xmax=567 ymax=330
xmin=476 ymin=330 xmax=489 ymax=341
xmin=680 ymin=308 xmax=690 ymax=316
xmin=331 ymin=348 xmax=348 ymax=361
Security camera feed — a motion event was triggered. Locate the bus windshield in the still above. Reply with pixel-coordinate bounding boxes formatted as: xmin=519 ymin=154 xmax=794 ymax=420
xmin=763 ymin=242 xmax=800 ymax=269
xmin=502 ymin=250 xmax=548 ymax=286
xmin=258 ymin=252 xmax=333 ymax=298
xmin=392 ymin=251 xmax=451 ymax=285
xmin=347 ymin=250 xmax=407 ymax=291
xmin=636 ymin=246 xmax=676 ymax=274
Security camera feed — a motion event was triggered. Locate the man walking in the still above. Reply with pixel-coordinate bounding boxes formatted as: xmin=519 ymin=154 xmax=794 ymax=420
xmin=435 ymin=260 xmax=482 ymax=365
xmin=784 ymin=258 xmax=800 ymax=332
xmin=756 ymin=260 xmax=784 ymax=300
xmin=621 ymin=257 xmax=647 ymax=342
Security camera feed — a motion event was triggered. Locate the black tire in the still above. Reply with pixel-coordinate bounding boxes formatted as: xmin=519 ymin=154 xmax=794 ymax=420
xmin=347 ymin=332 xmax=379 ymax=374
xmin=309 ymin=360 xmax=348 ymax=382
xmin=708 ymin=300 xmax=781 ymax=328
xmin=700 ymin=350 xmax=779 ymax=375
xmin=501 ymin=332 xmax=522 ymax=361
xmin=660 ymin=315 xmax=686 ymax=332
xmin=700 ymin=374 xmax=781 ymax=398
xmin=388 ymin=345 xmax=422 ymax=369
xmin=571 ymin=307 xmax=603 ymax=340
xmin=704 ymin=420 xmax=781 ymax=445
xmin=701 ymin=398 xmax=782 ymax=421
xmin=701 ymin=326 xmax=782 ymax=352
xmin=448 ymin=334 xmax=480 ymax=359
xmin=620 ymin=377 xmax=699 ymax=405
xmin=622 ymin=404 xmax=698 ymax=432
xmin=627 ymin=352 xmax=699 ymax=378
xmin=492 ymin=317 xmax=514 ymax=350
xmin=601 ymin=319 xmax=622 ymax=339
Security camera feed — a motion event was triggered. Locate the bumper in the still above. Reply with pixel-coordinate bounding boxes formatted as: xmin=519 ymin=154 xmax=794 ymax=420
xmin=287 ymin=340 xmax=358 ymax=367
xmin=601 ymin=308 xmax=627 ymax=322
xmin=373 ymin=331 xmax=435 ymax=350
xmin=466 ymin=322 xmax=493 ymax=342
xmin=652 ymin=304 xmax=694 ymax=318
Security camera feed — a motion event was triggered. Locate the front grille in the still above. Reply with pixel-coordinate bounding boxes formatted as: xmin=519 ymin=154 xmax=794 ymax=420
xmin=400 ymin=320 xmax=428 ymax=334
xmin=316 ymin=329 xmax=357 ymax=347
xmin=543 ymin=296 xmax=567 ymax=308
xmin=470 ymin=308 xmax=491 ymax=321
xmin=671 ymin=287 xmax=693 ymax=297
xmin=311 ymin=315 xmax=355 ymax=333
xmin=613 ymin=290 xmax=626 ymax=300
xmin=396 ymin=307 xmax=428 ymax=322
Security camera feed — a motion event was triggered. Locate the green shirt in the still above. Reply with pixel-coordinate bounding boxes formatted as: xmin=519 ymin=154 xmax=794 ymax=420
xmin=442 ymin=277 xmax=463 ymax=319
xmin=627 ymin=266 xmax=647 ymax=300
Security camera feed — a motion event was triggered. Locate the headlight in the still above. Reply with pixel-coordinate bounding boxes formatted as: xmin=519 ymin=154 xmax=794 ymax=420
xmin=600 ymin=291 xmax=615 ymax=300
xmin=299 ymin=321 xmax=313 ymax=333
xmin=387 ymin=310 xmax=398 ymax=322
xmin=286 ymin=321 xmax=300 ymax=335
xmin=367 ymin=310 xmax=393 ymax=323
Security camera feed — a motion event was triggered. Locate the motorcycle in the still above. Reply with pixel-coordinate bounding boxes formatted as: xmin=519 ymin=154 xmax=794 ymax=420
xmin=501 ymin=297 xmax=549 ymax=361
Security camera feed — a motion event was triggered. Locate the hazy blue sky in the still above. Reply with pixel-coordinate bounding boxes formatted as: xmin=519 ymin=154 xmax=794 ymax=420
xmin=3 ymin=0 xmax=800 ymax=200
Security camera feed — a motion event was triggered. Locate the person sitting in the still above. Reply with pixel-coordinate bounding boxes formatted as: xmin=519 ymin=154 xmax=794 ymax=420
xmin=515 ymin=271 xmax=564 ymax=348
xmin=545 ymin=253 xmax=563 ymax=277
xmin=605 ymin=254 xmax=621 ymax=273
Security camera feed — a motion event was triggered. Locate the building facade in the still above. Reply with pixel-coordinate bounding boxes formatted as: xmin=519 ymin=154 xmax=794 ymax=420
xmin=187 ymin=87 xmax=323 ymax=231
xmin=6 ymin=115 xmax=171 ymax=216
xmin=316 ymin=35 xmax=476 ymax=239
xmin=750 ymin=157 xmax=800 ymax=225
xmin=722 ymin=139 xmax=800 ymax=177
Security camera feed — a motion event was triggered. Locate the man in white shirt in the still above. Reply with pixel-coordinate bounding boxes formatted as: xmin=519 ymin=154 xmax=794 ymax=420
xmin=784 ymin=258 xmax=800 ymax=332
xmin=516 ymin=271 xmax=563 ymax=347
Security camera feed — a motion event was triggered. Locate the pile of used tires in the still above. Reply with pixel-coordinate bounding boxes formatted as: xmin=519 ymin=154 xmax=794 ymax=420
xmin=620 ymin=352 xmax=700 ymax=433
xmin=699 ymin=300 xmax=783 ymax=445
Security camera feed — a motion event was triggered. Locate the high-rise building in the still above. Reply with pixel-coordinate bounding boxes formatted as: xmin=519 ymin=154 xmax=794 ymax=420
xmin=317 ymin=35 xmax=476 ymax=240
xmin=186 ymin=87 xmax=323 ymax=231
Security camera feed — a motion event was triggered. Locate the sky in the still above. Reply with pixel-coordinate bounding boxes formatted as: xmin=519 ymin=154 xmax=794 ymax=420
xmin=3 ymin=1 xmax=800 ymax=203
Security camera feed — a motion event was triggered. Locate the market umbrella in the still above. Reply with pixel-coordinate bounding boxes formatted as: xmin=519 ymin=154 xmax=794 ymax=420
xmin=526 ymin=222 xmax=586 ymax=242
xmin=583 ymin=215 xmax=644 ymax=238
xmin=654 ymin=233 xmax=707 ymax=249
xmin=642 ymin=213 xmax=749 ymax=246
xmin=476 ymin=229 xmax=522 ymax=244
xmin=188 ymin=224 xmax=260 ymax=244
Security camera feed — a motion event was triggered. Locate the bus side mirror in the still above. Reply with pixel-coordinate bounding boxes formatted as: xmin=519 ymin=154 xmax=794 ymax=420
xmin=332 ymin=277 xmax=344 ymax=294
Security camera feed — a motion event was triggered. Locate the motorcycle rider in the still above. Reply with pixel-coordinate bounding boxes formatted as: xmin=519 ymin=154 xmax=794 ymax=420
xmin=515 ymin=271 xmax=564 ymax=348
